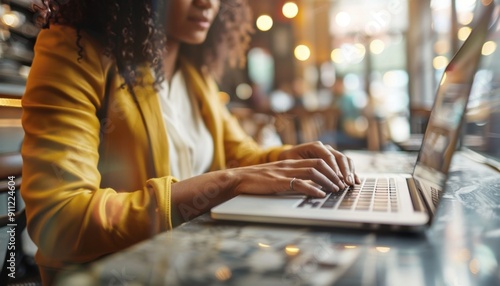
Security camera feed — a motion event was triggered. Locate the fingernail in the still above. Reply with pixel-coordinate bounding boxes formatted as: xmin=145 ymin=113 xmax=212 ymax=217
xmin=346 ymin=173 xmax=354 ymax=185
xmin=317 ymin=190 xmax=326 ymax=197
xmin=338 ymin=182 xmax=345 ymax=190
xmin=331 ymin=184 xmax=340 ymax=192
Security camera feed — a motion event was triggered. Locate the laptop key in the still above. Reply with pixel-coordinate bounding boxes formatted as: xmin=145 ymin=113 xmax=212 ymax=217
xmin=320 ymin=190 xmax=345 ymax=209
xmin=298 ymin=199 xmax=321 ymax=208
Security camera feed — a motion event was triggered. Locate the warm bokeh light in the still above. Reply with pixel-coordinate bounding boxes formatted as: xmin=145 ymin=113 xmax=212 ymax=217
xmin=370 ymin=39 xmax=385 ymax=54
xmin=282 ymin=2 xmax=299 ymax=19
xmin=235 ymin=83 xmax=253 ymax=100
xmin=285 ymin=245 xmax=300 ymax=256
xmin=344 ymin=245 xmax=357 ymax=249
xmin=482 ymin=41 xmax=497 ymax=55
xmin=433 ymin=55 xmax=449 ymax=69
xmin=258 ymin=242 xmax=271 ymax=248
xmin=331 ymin=48 xmax=344 ymax=64
xmin=294 ymin=44 xmax=311 ymax=61
xmin=375 ymin=247 xmax=391 ymax=253
xmin=335 ymin=11 xmax=351 ymax=27
xmin=256 ymin=15 xmax=273 ymax=31
xmin=434 ymin=39 xmax=450 ymax=55
xmin=458 ymin=26 xmax=472 ymax=41
xmin=1 ymin=13 xmax=20 ymax=28
xmin=458 ymin=11 xmax=474 ymax=25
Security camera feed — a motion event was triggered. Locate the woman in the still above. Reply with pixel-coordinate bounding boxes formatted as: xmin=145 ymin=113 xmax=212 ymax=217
xmin=22 ymin=0 xmax=359 ymax=284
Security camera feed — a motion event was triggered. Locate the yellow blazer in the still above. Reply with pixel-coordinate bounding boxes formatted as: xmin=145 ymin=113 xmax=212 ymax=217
xmin=21 ymin=24 xmax=289 ymax=281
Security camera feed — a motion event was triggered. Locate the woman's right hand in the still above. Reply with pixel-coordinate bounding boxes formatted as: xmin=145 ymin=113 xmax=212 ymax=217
xmin=171 ymin=158 xmax=347 ymax=222
xmin=229 ymin=158 xmax=347 ymax=198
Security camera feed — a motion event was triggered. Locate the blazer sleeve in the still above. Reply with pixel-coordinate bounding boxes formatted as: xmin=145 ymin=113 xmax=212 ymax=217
xmin=21 ymin=25 xmax=173 ymax=267
xmin=206 ymin=77 xmax=292 ymax=167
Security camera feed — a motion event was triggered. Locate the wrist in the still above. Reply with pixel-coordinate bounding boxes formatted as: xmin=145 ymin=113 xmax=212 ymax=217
xmin=277 ymin=151 xmax=285 ymax=161
xmin=214 ymin=169 xmax=241 ymax=198
xmin=264 ymin=145 xmax=292 ymax=162
xmin=276 ymin=144 xmax=293 ymax=161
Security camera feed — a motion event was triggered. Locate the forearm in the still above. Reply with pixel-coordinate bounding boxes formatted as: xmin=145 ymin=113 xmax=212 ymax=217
xmin=22 ymin=161 xmax=163 ymax=265
xmin=170 ymin=170 xmax=239 ymax=222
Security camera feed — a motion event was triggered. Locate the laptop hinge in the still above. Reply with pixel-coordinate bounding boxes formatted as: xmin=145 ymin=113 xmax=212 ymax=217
xmin=407 ymin=178 xmax=425 ymax=212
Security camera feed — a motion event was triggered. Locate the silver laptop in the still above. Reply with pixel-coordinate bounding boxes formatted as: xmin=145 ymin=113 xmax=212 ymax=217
xmin=212 ymin=2 xmax=498 ymax=232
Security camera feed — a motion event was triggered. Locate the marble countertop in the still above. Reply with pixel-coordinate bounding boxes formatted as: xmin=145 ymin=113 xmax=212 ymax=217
xmin=56 ymin=152 xmax=500 ymax=286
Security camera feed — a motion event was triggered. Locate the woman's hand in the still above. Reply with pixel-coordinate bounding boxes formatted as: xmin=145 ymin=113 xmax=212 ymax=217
xmin=231 ymin=158 xmax=345 ymax=198
xmin=171 ymin=142 xmax=360 ymax=221
xmin=277 ymin=141 xmax=360 ymax=187
xmin=172 ymin=158 xmax=341 ymax=221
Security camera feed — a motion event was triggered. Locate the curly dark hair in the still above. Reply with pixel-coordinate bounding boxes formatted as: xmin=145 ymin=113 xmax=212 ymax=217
xmin=32 ymin=0 xmax=253 ymax=89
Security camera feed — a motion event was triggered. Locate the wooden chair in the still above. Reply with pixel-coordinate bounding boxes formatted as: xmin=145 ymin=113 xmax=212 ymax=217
xmin=229 ymin=106 xmax=279 ymax=146
xmin=274 ymin=107 xmax=340 ymax=145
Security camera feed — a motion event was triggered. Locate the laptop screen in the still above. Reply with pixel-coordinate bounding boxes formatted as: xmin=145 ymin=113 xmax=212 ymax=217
xmin=462 ymin=3 xmax=500 ymax=171
xmin=412 ymin=2 xmax=498 ymax=210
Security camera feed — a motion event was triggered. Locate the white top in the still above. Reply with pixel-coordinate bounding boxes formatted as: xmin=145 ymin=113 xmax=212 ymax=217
xmin=157 ymin=70 xmax=214 ymax=180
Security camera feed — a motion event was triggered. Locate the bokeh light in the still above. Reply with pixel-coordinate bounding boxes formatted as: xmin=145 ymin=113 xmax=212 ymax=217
xmin=458 ymin=26 xmax=472 ymax=41
xmin=256 ymin=15 xmax=273 ymax=31
xmin=433 ymin=56 xmax=449 ymax=69
xmin=282 ymin=2 xmax=299 ymax=19
xmin=370 ymin=39 xmax=385 ymax=54
xmin=294 ymin=45 xmax=311 ymax=61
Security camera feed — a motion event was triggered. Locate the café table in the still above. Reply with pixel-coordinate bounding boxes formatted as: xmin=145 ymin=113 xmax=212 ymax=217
xmin=56 ymin=151 xmax=500 ymax=286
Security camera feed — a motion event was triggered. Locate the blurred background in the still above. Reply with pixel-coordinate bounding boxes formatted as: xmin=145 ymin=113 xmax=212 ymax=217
xmin=1 ymin=0 xmax=499 ymax=158
xmin=0 ymin=1 xmax=498 ymax=284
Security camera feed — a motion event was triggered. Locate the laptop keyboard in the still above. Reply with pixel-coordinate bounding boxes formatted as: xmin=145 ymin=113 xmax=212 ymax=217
xmin=431 ymin=186 xmax=440 ymax=207
xmin=297 ymin=177 xmax=399 ymax=212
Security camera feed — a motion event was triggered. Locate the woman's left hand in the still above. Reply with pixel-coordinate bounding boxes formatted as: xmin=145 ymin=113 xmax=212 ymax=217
xmin=278 ymin=141 xmax=360 ymax=188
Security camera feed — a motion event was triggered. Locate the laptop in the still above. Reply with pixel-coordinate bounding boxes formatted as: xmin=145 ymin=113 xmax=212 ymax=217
xmin=211 ymin=2 xmax=499 ymax=232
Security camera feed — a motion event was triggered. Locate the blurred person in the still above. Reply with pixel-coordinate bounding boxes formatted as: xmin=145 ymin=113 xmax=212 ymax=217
xmin=330 ymin=76 xmax=368 ymax=149
xmin=21 ymin=0 xmax=360 ymax=284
